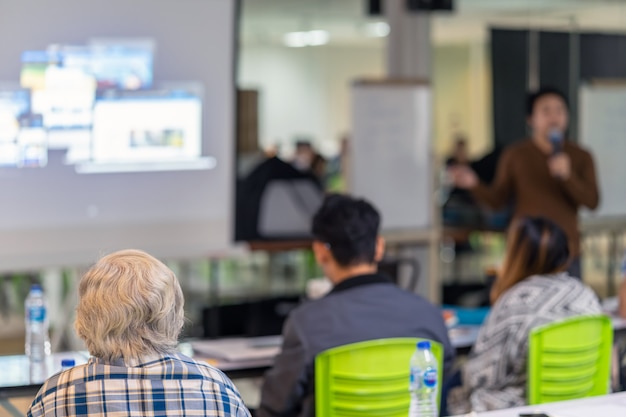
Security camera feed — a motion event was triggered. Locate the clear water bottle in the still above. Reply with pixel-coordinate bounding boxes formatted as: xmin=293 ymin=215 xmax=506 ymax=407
xmin=25 ymin=284 xmax=51 ymax=361
xmin=409 ymin=340 xmax=438 ymax=417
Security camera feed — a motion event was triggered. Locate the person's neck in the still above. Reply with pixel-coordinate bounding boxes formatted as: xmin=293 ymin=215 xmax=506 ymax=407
xmin=531 ymin=135 xmax=552 ymax=155
xmin=330 ymin=264 xmax=378 ymax=286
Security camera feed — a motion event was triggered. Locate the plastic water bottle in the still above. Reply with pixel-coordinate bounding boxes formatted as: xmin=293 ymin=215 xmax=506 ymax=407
xmin=409 ymin=341 xmax=438 ymax=417
xmin=25 ymin=284 xmax=51 ymax=361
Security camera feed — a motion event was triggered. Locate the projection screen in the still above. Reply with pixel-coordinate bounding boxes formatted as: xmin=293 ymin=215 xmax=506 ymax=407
xmin=0 ymin=0 xmax=237 ymax=271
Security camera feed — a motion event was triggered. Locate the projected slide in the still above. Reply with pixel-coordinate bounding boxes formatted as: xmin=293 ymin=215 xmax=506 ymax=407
xmin=0 ymin=0 xmax=236 ymax=272
xmin=1 ymin=39 xmax=209 ymax=173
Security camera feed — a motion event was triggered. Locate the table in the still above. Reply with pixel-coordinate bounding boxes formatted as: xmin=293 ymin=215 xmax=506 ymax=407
xmin=0 ymin=325 xmax=482 ymax=397
xmin=0 ymin=351 xmax=89 ymax=397
xmin=0 ymin=396 xmax=33 ymax=417
xmin=191 ymin=324 xmax=481 ymax=377
xmin=452 ymin=391 xmax=626 ymax=417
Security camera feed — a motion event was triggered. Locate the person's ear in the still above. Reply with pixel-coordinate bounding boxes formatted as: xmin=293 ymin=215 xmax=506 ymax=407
xmin=374 ymin=237 xmax=386 ymax=263
xmin=313 ymin=241 xmax=331 ymax=266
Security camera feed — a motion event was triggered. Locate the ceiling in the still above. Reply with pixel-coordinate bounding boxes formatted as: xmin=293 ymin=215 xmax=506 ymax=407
xmin=240 ymin=0 xmax=626 ymax=46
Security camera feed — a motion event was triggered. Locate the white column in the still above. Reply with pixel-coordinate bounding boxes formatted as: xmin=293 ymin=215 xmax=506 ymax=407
xmin=384 ymin=1 xmax=438 ymax=302
xmin=386 ymin=0 xmax=432 ymax=80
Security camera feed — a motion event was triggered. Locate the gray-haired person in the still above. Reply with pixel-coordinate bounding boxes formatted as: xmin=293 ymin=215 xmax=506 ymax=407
xmin=28 ymin=249 xmax=250 ymax=417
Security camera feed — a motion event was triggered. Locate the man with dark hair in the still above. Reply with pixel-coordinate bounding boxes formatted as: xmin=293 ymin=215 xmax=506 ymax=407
xmin=257 ymin=194 xmax=454 ymax=417
xmin=451 ymin=87 xmax=599 ymax=279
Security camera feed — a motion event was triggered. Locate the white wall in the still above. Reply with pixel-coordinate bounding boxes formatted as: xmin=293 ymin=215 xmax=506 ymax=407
xmin=433 ymin=42 xmax=492 ymax=158
xmin=238 ymin=45 xmax=385 ymax=156
xmin=238 ymin=40 xmax=492 ymax=159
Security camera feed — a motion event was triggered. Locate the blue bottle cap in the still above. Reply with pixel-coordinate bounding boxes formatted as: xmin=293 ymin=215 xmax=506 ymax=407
xmin=61 ymin=359 xmax=75 ymax=368
xmin=31 ymin=284 xmax=42 ymax=292
xmin=417 ymin=341 xmax=431 ymax=350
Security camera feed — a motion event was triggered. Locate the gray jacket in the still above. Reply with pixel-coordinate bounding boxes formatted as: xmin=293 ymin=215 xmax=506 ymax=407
xmin=257 ymin=273 xmax=455 ymax=417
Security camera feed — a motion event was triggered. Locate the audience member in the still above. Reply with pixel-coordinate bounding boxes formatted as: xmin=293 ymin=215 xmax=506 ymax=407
xmin=447 ymin=217 xmax=601 ymax=414
xmin=28 ymin=250 xmax=250 ymax=417
xmin=257 ymin=194 xmax=454 ymax=417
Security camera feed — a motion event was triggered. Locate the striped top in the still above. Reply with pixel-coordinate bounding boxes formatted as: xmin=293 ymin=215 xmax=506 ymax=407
xmin=448 ymin=273 xmax=601 ymax=414
xmin=27 ymin=353 xmax=250 ymax=417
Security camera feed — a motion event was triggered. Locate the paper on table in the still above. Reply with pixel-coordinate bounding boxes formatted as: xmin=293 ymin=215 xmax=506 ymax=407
xmin=191 ymin=337 xmax=282 ymax=362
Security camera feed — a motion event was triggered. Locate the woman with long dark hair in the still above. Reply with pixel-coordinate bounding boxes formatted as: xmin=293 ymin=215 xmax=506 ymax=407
xmin=448 ymin=217 xmax=601 ymax=414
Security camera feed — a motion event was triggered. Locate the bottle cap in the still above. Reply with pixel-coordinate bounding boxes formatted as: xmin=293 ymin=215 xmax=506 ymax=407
xmin=417 ymin=341 xmax=431 ymax=350
xmin=61 ymin=359 xmax=75 ymax=368
xmin=31 ymin=284 xmax=42 ymax=292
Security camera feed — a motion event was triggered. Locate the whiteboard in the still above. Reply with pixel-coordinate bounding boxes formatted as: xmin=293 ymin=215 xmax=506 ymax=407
xmin=350 ymin=82 xmax=432 ymax=231
xmin=579 ymin=85 xmax=626 ymax=218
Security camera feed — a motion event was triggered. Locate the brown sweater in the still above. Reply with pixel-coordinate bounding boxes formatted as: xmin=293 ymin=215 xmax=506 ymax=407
xmin=471 ymin=139 xmax=599 ymax=256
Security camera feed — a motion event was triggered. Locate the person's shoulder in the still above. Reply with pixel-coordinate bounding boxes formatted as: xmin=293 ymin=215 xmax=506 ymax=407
xmin=28 ymin=363 xmax=91 ymax=413
xmin=168 ymin=353 xmax=239 ymax=386
xmin=289 ymin=295 xmax=326 ymax=317
xmin=506 ymin=139 xmax=534 ymax=153
xmin=504 ymin=274 xmax=597 ymax=305
xmin=378 ymin=284 xmax=444 ymax=315
xmin=168 ymin=355 xmax=248 ymax=415
xmin=565 ymin=141 xmax=594 ymax=159
xmin=497 ymin=140 xmax=533 ymax=164
xmin=292 ymin=281 xmax=426 ymax=315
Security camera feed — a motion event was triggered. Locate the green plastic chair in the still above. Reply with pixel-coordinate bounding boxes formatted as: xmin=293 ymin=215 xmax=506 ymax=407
xmin=315 ymin=338 xmax=443 ymax=417
xmin=528 ymin=314 xmax=613 ymax=405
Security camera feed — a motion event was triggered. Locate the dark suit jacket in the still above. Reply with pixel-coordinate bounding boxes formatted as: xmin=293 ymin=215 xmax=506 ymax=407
xmin=257 ymin=274 xmax=455 ymax=417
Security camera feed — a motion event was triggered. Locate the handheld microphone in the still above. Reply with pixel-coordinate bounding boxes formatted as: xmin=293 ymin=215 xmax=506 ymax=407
xmin=549 ymin=129 xmax=563 ymax=156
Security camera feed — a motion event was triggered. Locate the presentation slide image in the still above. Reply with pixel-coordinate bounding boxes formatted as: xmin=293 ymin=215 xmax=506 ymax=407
xmin=30 ymin=65 xmax=96 ymax=129
xmin=2 ymin=37 xmax=207 ymax=174
xmin=0 ymin=143 xmax=19 ymax=166
xmin=17 ymin=126 xmax=47 ymax=167
xmin=55 ymin=131 xmax=92 ymax=165
xmin=0 ymin=0 xmax=236 ymax=271
xmin=91 ymin=94 xmax=202 ymax=162
xmin=89 ymin=39 xmax=154 ymax=90
xmin=0 ymin=89 xmax=30 ymax=143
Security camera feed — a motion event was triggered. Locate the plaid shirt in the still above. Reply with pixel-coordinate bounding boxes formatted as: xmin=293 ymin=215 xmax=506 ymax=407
xmin=27 ymin=353 xmax=250 ymax=417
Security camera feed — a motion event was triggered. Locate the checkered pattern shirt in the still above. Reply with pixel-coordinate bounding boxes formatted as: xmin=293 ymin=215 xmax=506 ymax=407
xmin=27 ymin=353 xmax=250 ymax=417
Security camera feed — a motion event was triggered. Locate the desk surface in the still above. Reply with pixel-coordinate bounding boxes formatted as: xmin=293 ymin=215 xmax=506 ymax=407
xmin=0 ymin=351 xmax=89 ymax=392
xmin=0 ymin=325 xmax=481 ymax=394
xmin=0 ymin=396 xmax=33 ymax=417
xmin=2 ymin=311 xmax=621 ymax=394
xmin=192 ymin=324 xmax=481 ymax=364
xmin=454 ymin=391 xmax=626 ymax=417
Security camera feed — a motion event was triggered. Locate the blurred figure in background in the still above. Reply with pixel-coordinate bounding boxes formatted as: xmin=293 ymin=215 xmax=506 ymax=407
xmin=450 ymin=87 xmax=599 ymax=279
xmin=292 ymin=141 xmax=316 ymax=172
xmin=327 ymin=135 xmax=350 ymax=192
xmin=618 ymin=247 xmax=626 ymax=319
xmin=292 ymin=139 xmax=328 ymax=185
xmin=445 ymin=136 xmax=470 ymax=167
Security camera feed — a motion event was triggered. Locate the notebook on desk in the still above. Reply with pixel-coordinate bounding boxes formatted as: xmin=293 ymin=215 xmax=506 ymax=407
xmin=191 ymin=336 xmax=282 ymax=362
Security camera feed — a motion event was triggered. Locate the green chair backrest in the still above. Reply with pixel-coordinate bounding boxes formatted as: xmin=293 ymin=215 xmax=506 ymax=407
xmin=315 ymin=338 xmax=443 ymax=417
xmin=528 ymin=314 xmax=613 ymax=405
